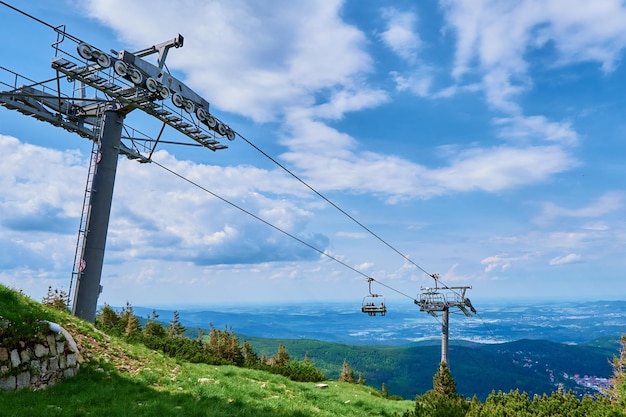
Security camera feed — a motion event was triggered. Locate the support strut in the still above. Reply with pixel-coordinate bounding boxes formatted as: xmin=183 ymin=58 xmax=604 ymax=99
xmin=71 ymin=106 xmax=125 ymax=322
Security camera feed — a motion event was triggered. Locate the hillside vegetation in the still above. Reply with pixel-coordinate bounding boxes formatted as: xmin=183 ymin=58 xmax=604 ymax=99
xmin=0 ymin=284 xmax=413 ymax=417
xmin=245 ymin=334 xmax=616 ymax=400
xmin=1 ymin=284 xmax=625 ymax=417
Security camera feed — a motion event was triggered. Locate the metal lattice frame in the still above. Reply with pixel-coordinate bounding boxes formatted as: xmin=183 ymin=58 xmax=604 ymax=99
xmin=0 ymin=27 xmax=237 ymax=322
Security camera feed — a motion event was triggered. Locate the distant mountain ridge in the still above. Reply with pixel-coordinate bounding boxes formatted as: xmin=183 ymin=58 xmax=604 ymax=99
xmin=123 ymin=301 xmax=623 ymax=400
xmin=129 ymin=300 xmax=626 ymax=346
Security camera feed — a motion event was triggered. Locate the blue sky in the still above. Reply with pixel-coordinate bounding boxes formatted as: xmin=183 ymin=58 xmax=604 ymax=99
xmin=0 ymin=0 xmax=625 ymax=308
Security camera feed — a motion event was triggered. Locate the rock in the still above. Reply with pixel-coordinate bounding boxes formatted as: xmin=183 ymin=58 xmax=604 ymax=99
xmin=315 ymin=383 xmax=329 ymax=389
xmin=10 ymin=349 xmax=20 ymax=367
xmin=66 ymin=353 xmax=77 ymax=367
xmin=46 ymin=335 xmax=57 ymax=355
xmin=20 ymin=348 xmax=31 ymax=364
xmin=49 ymin=356 xmax=59 ymax=371
xmin=0 ymin=376 xmax=16 ymax=391
xmin=16 ymin=372 xmax=30 ymax=390
xmin=35 ymin=344 xmax=49 ymax=358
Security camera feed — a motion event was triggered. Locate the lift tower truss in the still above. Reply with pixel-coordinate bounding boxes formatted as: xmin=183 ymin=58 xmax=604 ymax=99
xmin=0 ymin=26 xmax=237 ymax=322
xmin=415 ymin=274 xmax=476 ymax=365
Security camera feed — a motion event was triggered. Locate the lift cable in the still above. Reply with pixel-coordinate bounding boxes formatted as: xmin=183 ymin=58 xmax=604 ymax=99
xmin=153 ymin=159 xmax=493 ymax=369
xmin=152 ymin=156 xmax=423 ymax=304
xmin=232 ymin=132 xmax=502 ymax=365
xmin=0 ymin=1 xmax=56 ymax=30
xmin=234 ymin=130 xmax=475 ymax=298
xmin=235 ymin=131 xmax=434 ymax=278
xmin=1 ymin=2 xmax=500 ymax=363
xmin=0 ymin=1 xmax=82 ymax=44
xmin=0 ymin=0 xmax=445 ymax=293
xmin=150 ymin=158 xmax=372 ymax=281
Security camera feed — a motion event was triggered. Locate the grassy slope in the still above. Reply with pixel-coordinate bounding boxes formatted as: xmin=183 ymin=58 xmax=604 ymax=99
xmin=0 ymin=285 xmax=413 ymax=417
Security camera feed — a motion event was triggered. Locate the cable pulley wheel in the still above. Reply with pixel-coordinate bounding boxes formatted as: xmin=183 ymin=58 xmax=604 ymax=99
xmin=172 ymin=93 xmax=184 ymax=108
xmin=205 ymin=115 xmax=217 ymax=129
xmin=114 ymin=60 xmax=128 ymax=77
xmin=129 ymin=68 xmax=143 ymax=85
xmin=77 ymin=43 xmax=93 ymax=60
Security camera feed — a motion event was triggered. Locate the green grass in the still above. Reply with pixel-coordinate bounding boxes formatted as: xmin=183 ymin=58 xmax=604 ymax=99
xmin=0 ymin=353 xmax=412 ymax=417
xmin=0 ymin=285 xmax=413 ymax=417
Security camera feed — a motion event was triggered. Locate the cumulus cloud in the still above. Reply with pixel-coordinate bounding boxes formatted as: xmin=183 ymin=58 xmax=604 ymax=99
xmin=0 ymin=135 xmax=86 ymax=271
xmin=74 ymin=0 xmax=584 ymax=206
xmin=0 ymin=135 xmax=86 ymax=225
xmin=0 ymin=136 xmax=330 ymax=271
xmin=81 ymin=0 xmax=373 ymax=123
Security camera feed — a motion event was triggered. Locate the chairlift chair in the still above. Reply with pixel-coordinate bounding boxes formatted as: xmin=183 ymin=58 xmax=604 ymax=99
xmin=361 ymin=278 xmax=387 ymax=316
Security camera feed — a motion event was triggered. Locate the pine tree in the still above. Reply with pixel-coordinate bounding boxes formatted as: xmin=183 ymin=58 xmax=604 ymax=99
xmin=119 ymin=302 xmax=141 ymax=337
xmin=96 ymin=303 xmax=119 ymax=331
xmin=227 ymin=334 xmax=244 ymax=365
xmin=168 ymin=310 xmax=186 ymax=338
xmin=381 ymin=382 xmax=388 ymax=398
xmin=41 ymin=286 xmax=69 ymax=311
xmin=606 ymin=335 xmax=626 ymax=408
xmin=143 ymin=309 xmax=166 ymax=338
xmin=242 ymin=341 xmax=260 ymax=367
xmin=271 ymin=343 xmax=290 ymax=367
xmin=433 ymin=362 xmax=457 ymax=397
xmin=339 ymin=359 xmax=355 ymax=383
xmin=357 ymin=371 xmax=365 ymax=385
xmin=125 ymin=313 xmax=141 ymax=337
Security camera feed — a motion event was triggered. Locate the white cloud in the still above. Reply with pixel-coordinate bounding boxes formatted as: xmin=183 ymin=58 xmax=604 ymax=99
xmin=546 ymin=231 xmax=587 ymax=249
xmin=390 ymin=71 xmax=432 ymax=96
xmin=74 ymin=0 xmax=582 ymax=206
xmin=537 ymin=192 xmax=624 ymax=223
xmin=495 ymin=115 xmax=578 ymax=146
xmin=441 ymin=0 xmax=626 ymax=110
xmin=281 ymin=111 xmax=578 ymax=201
xmin=481 ymin=253 xmax=536 ymax=273
xmin=313 ymin=88 xmax=389 ymax=120
xmin=355 ymin=261 xmax=375 ymax=271
xmin=380 ymin=8 xmax=421 ymax=63
xmin=0 ymin=135 xmax=86 ymax=222
xmin=549 ymin=253 xmax=581 ymax=265
xmin=425 ymin=145 xmax=576 ymax=193
xmin=81 ymin=0 xmax=373 ymax=123
xmin=481 ymin=255 xmax=511 ymax=273
xmin=0 ymin=136 xmax=330 ymax=271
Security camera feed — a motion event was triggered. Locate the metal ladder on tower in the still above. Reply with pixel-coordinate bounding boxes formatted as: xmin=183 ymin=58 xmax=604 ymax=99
xmin=67 ymin=106 xmax=104 ymax=309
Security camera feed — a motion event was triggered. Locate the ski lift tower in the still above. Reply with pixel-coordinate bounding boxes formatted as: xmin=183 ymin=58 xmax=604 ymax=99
xmin=415 ymin=274 xmax=476 ymax=365
xmin=0 ymin=26 xmax=236 ymax=322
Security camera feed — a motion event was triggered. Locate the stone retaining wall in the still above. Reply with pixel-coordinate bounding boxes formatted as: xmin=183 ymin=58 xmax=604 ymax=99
xmin=0 ymin=323 xmax=81 ymax=390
